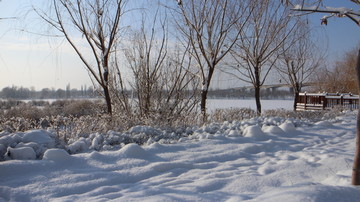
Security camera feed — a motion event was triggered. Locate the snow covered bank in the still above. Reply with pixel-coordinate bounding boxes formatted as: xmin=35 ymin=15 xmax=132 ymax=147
xmin=1 ymin=112 xmax=360 ymax=201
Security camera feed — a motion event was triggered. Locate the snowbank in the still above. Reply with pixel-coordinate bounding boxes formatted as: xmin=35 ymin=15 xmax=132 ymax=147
xmin=0 ymin=116 xmax=313 ymax=161
xmin=43 ymin=149 xmax=72 ymax=162
xmin=1 ymin=112 xmax=360 ymax=201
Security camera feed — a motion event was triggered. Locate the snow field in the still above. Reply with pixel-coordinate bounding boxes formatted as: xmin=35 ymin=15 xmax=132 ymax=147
xmin=1 ymin=112 xmax=360 ymax=201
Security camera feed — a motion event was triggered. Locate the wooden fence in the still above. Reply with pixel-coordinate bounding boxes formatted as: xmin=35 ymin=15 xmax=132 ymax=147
xmin=296 ymin=93 xmax=359 ymax=111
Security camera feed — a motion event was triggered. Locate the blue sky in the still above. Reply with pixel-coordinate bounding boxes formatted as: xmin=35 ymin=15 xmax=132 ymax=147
xmin=0 ymin=0 xmax=359 ymax=90
xmin=305 ymin=1 xmax=360 ymax=58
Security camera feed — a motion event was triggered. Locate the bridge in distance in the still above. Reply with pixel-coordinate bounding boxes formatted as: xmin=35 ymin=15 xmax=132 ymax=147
xmin=224 ymin=82 xmax=316 ymax=91
xmin=209 ymin=83 xmax=317 ymax=98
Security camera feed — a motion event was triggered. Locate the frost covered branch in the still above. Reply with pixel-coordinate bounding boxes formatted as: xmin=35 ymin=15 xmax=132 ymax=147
xmin=292 ymin=4 xmax=360 ymax=26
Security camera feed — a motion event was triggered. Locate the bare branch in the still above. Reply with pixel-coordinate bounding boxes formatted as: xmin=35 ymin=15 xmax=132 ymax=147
xmin=292 ymin=3 xmax=360 ymax=26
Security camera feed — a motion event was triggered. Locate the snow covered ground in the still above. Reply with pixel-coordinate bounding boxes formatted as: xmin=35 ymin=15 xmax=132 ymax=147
xmin=1 ymin=109 xmax=360 ymax=201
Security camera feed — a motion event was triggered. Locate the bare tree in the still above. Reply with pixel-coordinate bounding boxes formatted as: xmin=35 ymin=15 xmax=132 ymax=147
xmin=124 ymin=10 xmax=200 ymax=125
xmin=276 ymin=21 xmax=325 ymax=110
xmin=34 ymin=0 xmax=128 ymax=115
xmin=227 ymin=0 xmax=298 ymax=115
xmin=174 ymin=0 xmax=252 ymax=121
xmin=311 ymin=47 xmax=358 ymax=93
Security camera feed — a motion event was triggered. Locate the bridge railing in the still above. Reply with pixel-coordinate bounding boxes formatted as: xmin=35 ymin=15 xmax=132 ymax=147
xmin=296 ymin=93 xmax=359 ymax=111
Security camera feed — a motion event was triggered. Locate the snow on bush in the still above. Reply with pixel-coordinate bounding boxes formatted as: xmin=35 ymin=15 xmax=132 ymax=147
xmin=243 ymin=125 xmax=268 ymax=140
xmin=67 ymin=137 xmax=91 ymax=154
xmin=15 ymin=142 xmax=42 ymax=157
xmin=0 ymin=129 xmax=57 ymax=160
xmin=227 ymin=129 xmax=241 ymax=137
xmin=22 ymin=130 xmax=55 ymax=145
xmin=262 ymin=125 xmax=285 ymax=135
xmin=117 ymin=143 xmax=148 ymax=159
xmin=315 ymin=121 xmax=333 ymax=127
xmin=6 ymin=147 xmax=36 ymax=160
xmin=279 ymin=122 xmax=296 ymax=133
xmin=43 ymin=149 xmax=71 ymax=161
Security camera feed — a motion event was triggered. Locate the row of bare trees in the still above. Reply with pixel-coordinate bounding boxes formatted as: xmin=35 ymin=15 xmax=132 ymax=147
xmin=175 ymin=0 xmax=325 ymax=115
xmin=224 ymin=0 xmax=302 ymax=114
xmin=311 ymin=47 xmax=358 ymax=94
xmin=31 ymin=0 xmax=323 ymax=121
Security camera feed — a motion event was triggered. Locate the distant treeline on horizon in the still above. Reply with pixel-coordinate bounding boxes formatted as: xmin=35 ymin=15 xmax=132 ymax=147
xmin=0 ymin=85 xmax=293 ymax=100
xmin=0 ymin=85 xmax=98 ymax=100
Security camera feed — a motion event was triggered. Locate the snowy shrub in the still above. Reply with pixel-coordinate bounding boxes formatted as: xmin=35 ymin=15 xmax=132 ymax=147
xmin=67 ymin=137 xmax=91 ymax=154
xmin=314 ymin=121 xmax=333 ymax=127
xmin=0 ymin=133 xmax=22 ymax=148
xmin=243 ymin=125 xmax=268 ymax=141
xmin=0 ymin=100 xmax=24 ymax=110
xmin=43 ymin=149 xmax=71 ymax=161
xmin=63 ymin=100 xmax=101 ymax=117
xmin=6 ymin=147 xmax=36 ymax=160
xmin=29 ymin=100 xmax=50 ymax=107
xmin=15 ymin=142 xmax=42 ymax=157
xmin=262 ymin=125 xmax=285 ymax=135
xmin=279 ymin=122 xmax=296 ymax=133
xmin=0 ymin=100 xmax=105 ymax=133
xmin=209 ymin=108 xmax=256 ymax=123
xmin=263 ymin=108 xmax=344 ymax=123
xmin=0 ymin=97 xmax=352 ymax=162
xmin=90 ymin=133 xmax=104 ymax=150
xmin=117 ymin=143 xmax=148 ymax=159
xmin=22 ymin=130 xmax=54 ymax=145
xmin=4 ymin=104 xmax=45 ymax=121
xmin=48 ymin=99 xmax=104 ymax=117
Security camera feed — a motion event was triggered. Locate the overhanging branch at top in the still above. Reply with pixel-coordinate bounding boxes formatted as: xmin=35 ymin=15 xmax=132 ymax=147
xmin=291 ymin=4 xmax=360 ymax=26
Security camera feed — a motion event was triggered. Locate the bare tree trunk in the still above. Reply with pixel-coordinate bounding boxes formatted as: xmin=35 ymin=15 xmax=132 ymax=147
xmin=103 ymin=57 xmax=112 ymax=115
xmin=200 ymin=69 xmax=214 ymax=122
xmin=352 ymin=49 xmax=360 ymax=185
xmin=103 ymin=85 xmax=112 ymax=115
xmin=293 ymin=82 xmax=300 ymax=111
xmin=200 ymin=89 xmax=208 ymax=121
xmin=255 ymin=86 xmax=262 ymax=115
xmin=293 ymin=91 xmax=299 ymax=111
xmin=255 ymin=68 xmax=261 ymax=115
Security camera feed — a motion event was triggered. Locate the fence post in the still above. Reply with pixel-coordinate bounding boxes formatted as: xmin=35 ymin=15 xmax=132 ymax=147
xmin=323 ymin=95 xmax=327 ymax=110
xmin=304 ymin=92 xmax=307 ymax=110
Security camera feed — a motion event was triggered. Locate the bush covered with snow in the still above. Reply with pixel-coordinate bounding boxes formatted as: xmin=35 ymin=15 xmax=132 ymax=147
xmin=6 ymin=147 xmax=36 ymax=160
xmin=0 ymin=101 xmax=353 ymax=161
xmin=0 ymin=107 xmax=351 ymax=161
xmin=43 ymin=149 xmax=72 ymax=161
